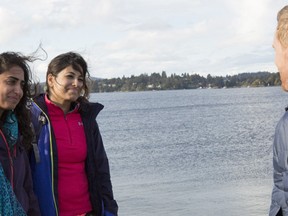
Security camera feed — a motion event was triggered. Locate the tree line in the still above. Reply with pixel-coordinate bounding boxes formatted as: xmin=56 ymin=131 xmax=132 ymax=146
xmin=88 ymin=71 xmax=281 ymax=93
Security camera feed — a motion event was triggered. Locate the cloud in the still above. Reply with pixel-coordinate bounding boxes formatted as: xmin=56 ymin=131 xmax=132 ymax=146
xmin=225 ymin=0 xmax=278 ymax=44
xmin=0 ymin=7 xmax=27 ymax=43
xmin=0 ymin=0 xmax=286 ymax=81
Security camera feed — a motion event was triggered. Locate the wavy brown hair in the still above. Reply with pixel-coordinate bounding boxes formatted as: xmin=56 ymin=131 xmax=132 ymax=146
xmin=0 ymin=52 xmax=38 ymax=150
xmin=45 ymin=52 xmax=91 ymax=99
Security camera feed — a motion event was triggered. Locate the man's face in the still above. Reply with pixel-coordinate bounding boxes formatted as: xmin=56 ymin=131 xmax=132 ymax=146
xmin=273 ymin=31 xmax=288 ymax=91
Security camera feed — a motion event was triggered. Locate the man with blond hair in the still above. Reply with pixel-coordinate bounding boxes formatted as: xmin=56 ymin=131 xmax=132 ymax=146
xmin=270 ymin=5 xmax=288 ymax=216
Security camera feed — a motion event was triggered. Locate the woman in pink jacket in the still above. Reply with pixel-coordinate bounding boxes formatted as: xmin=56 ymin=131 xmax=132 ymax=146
xmin=30 ymin=52 xmax=118 ymax=216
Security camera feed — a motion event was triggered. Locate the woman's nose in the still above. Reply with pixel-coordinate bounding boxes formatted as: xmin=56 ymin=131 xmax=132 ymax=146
xmin=72 ymin=79 xmax=79 ymax=87
xmin=14 ymin=84 xmax=23 ymax=95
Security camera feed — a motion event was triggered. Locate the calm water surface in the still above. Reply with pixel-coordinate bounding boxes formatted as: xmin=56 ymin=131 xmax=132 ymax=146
xmin=90 ymin=87 xmax=287 ymax=216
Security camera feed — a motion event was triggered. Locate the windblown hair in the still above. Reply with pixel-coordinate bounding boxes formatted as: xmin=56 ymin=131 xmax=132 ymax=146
xmin=46 ymin=52 xmax=91 ymax=99
xmin=0 ymin=52 xmax=37 ymax=150
xmin=277 ymin=5 xmax=288 ymax=48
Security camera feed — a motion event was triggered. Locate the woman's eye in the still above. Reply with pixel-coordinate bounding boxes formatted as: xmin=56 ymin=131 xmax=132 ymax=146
xmin=6 ymin=79 xmax=15 ymax=85
xmin=20 ymin=82 xmax=25 ymax=89
xmin=67 ymin=75 xmax=74 ymax=79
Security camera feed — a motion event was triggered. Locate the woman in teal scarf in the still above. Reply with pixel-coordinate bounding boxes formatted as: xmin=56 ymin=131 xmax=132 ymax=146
xmin=0 ymin=52 xmax=41 ymax=215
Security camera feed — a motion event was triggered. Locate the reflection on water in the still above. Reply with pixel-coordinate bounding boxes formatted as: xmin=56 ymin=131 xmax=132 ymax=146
xmin=90 ymin=87 xmax=286 ymax=216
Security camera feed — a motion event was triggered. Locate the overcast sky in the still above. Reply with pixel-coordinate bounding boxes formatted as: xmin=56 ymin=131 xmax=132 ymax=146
xmin=0 ymin=0 xmax=287 ymax=81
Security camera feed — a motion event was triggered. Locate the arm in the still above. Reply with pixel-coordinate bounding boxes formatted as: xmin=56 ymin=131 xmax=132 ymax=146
xmin=23 ymin=151 xmax=41 ymax=216
xmin=93 ymin=122 xmax=118 ymax=216
xmin=272 ymin=117 xmax=288 ymax=208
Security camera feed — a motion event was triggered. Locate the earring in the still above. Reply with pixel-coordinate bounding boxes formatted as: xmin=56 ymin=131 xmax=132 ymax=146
xmin=43 ymin=85 xmax=47 ymax=92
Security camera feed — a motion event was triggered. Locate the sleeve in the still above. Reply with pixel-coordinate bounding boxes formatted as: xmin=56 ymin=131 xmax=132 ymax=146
xmin=23 ymin=151 xmax=41 ymax=216
xmin=271 ymin=117 xmax=288 ymax=211
xmin=93 ymin=121 xmax=118 ymax=216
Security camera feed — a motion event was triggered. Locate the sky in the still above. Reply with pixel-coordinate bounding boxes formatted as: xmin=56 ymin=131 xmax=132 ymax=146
xmin=0 ymin=0 xmax=287 ymax=82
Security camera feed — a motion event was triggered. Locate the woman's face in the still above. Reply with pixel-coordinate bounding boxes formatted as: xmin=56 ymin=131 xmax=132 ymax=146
xmin=48 ymin=65 xmax=84 ymax=104
xmin=0 ymin=66 xmax=24 ymax=115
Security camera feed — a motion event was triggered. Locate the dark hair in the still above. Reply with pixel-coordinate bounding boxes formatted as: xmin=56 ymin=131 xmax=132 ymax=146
xmin=0 ymin=52 xmax=36 ymax=150
xmin=46 ymin=52 xmax=90 ymax=98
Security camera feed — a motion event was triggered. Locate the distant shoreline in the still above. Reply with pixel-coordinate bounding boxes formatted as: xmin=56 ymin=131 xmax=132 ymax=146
xmin=36 ymin=71 xmax=280 ymax=93
xmin=89 ymin=71 xmax=280 ymax=93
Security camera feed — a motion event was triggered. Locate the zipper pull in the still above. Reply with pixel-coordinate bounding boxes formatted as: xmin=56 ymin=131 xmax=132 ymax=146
xmin=9 ymin=155 xmax=14 ymax=189
xmin=10 ymin=156 xmax=13 ymax=166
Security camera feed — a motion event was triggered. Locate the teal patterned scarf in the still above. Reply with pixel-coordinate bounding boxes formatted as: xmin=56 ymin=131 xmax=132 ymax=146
xmin=0 ymin=164 xmax=26 ymax=215
xmin=2 ymin=111 xmax=18 ymax=149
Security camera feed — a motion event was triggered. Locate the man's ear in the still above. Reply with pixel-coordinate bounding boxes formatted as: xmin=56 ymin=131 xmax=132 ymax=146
xmin=280 ymin=48 xmax=288 ymax=92
xmin=284 ymin=46 xmax=288 ymax=61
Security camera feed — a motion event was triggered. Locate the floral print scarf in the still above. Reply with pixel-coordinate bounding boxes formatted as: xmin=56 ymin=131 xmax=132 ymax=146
xmin=2 ymin=110 xmax=18 ymax=149
xmin=0 ymin=164 xmax=26 ymax=215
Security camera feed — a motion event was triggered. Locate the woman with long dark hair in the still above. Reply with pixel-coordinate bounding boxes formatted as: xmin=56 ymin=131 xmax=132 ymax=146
xmin=0 ymin=52 xmax=40 ymax=215
xmin=30 ymin=52 xmax=118 ymax=216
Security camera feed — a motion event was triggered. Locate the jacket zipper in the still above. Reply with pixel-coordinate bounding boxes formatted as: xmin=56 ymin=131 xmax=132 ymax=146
xmin=33 ymin=101 xmax=59 ymax=216
xmin=0 ymin=129 xmax=14 ymax=189
xmin=64 ymin=115 xmax=73 ymax=145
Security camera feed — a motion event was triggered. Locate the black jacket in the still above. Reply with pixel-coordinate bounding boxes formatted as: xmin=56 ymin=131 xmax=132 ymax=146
xmin=0 ymin=129 xmax=40 ymax=215
xmin=30 ymin=94 xmax=118 ymax=216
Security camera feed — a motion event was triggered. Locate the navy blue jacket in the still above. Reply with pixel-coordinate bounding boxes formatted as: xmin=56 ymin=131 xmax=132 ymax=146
xmin=0 ymin=128 xmax=40 ymax=215
xmin=270 ymin=110 xmax=288 ymax=216
xmin=30 ymin=94 xmax=118 ymax=216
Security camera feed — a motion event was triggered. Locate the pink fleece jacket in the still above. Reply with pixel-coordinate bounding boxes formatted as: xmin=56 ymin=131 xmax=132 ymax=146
xmin=46 ymin=96 xmax=92 ymax=216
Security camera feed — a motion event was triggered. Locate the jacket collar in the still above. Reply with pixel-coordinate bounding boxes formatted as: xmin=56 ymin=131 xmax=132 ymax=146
xmin=33 ymin=94 xmax=104 ymax=118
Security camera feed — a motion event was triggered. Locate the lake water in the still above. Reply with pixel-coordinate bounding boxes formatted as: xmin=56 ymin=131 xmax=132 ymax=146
xmin=90 ymin=86 xmax=288 ymax=216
